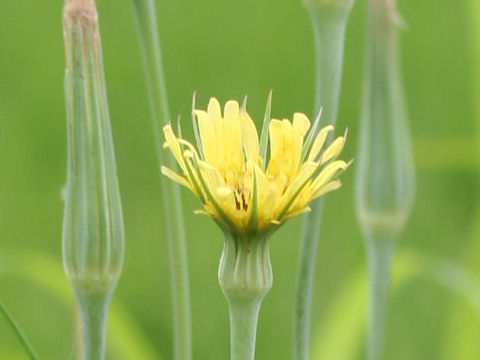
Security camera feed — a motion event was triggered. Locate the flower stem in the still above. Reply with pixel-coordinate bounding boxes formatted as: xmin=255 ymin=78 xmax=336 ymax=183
xmin=294 ymin=200 xmax=323 ymax=360
xmin=130 ymin=2 xmax=192 ymax=360
xmin=74 ymin=282 xmax=114 ymax=360
xmin=308 ymin=5 xmax=350 ymax=123
xmin=228 ymin=298 xmax=262 ymax=360
xmin=293 ymin=3 xmax=353 ymax=360
xmin=365 ymin=238 xmax=394 ymax=360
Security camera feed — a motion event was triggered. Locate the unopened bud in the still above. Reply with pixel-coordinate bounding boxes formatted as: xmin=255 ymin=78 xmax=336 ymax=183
xmin=62 ymin=0 xmax=124 ymax=291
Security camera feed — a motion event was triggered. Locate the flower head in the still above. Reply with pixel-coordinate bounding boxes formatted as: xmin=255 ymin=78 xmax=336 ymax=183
xmin=162 ymin=96 xmax=349 ymax=237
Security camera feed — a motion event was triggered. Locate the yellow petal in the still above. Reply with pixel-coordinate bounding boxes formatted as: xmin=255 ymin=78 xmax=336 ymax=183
xmin=224 ymin=100 xmax=240 ymax=121
xmin=292 ymin=112 xmax=311 ymax=139
xmin=313 ymin=179 xmax=342 ymax=199
xmin=161 ymin=166 xmax=192 ymax=190
xmin=284 ymin=206 xmax=312 ymax=220
xmin=207 ymin=97 xmax=222 ymax=121
xmin=311 ymin=160 xmax=348 ymax=191
xmin=321 ymin=136 xmax=345 ymax=164
xmin=194 ymin=208 xmax=213 ymax=216
xmin=280 ymin=119 xmax=299 ymax=178
xmin=292 ymin=113 xmax=310 ymax=173
xmin=217 ymin=186 xmax=233 ymax=198
xmin=207 ymin=98 xmax=223 ymax=139
xmin=199 ymin=160 xmax=225 ymax=189
xmin=223 ymin=102 xmax=243 ymax=171
xmin=308 ymin=125 xmax=334 ymax=162
xmin=266 ymin=119 xmax=284 ymax=177
xmin=241 ymin=111 xmax=260 ymax=163
xmin=194 ymin=109 xmax=217 ymax=165
xmin=163 ymin=125 xmax=187 ymax=173
xmin=275 ymin=161 xmax=318 ymax=218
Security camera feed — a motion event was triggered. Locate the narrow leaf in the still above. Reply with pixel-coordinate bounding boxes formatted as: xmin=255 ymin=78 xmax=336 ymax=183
xmin=0 ymin=300 xmax=39 ymax=360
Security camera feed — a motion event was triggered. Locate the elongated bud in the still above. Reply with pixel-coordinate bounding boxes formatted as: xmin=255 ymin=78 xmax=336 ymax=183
xmin=62 ymin=0 xmax=124 ymax=288
xmin=62 ymin=0 xmax=124 ymax=358
xmin=355 ymin=0 xmax=414 ymax=242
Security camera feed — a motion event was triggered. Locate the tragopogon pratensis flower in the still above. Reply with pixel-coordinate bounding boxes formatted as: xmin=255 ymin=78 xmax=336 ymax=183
xmin=161 ymin=96 xmax=349 ymax=237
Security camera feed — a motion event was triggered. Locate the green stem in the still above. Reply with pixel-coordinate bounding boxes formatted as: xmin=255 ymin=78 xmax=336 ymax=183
xmin=74 ymin=281 xmax=114 ymax=360
xmin=294 ymin=200 xmax=323 ymax=360
xmin=228 ymin=299 xmax=262 ymax=360
xmin=293 ymin=4 xmax=352 ymax=360
xmin=0 ymin=300 xmax=39 ymax=360
xmin=365 ymin=239 xmax=394 ymax=360
xmin=219 ymin=234 xmax=273 ymax=360
xmin=129 ymin=2 xmax=191 ymax=360
xmin=309 ymin=6 xmax=350 ymax=124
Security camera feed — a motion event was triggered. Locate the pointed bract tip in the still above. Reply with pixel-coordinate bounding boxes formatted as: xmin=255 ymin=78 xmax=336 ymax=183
xmin=192 ymin=91 xmax=197 ymax=107
xmin=242 ymin=95 xmax=248 ymax=111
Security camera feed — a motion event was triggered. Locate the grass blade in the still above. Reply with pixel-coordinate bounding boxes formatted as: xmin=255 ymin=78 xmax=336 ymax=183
xmin=0 ymin=300 xmax=39 ymax=360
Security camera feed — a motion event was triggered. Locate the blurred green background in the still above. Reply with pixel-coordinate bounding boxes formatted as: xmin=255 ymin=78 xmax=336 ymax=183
xmin=0 ymin=0 xmax=479 ymax=359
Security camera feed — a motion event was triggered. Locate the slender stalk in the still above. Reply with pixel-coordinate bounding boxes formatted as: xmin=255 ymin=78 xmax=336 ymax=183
xmin=74 ymin=282 xmax=114 ymax=360
xmin=294 ymin=2 xmax=354 ymax=360
xmin=130 ymin=2 xmax=191 ymax=359
xmin=365 ymin=238 xmax=394 ymax=360
xmin=0 ymin=300 xmax=38 ymax=360
xmin=228 ymin=299 xmax=262 ymax=360
xmin=294 ymin=202 xmax=323 ymax=360
xmin=355 ymin=0 xmax=414 ymax=358
xmin=308 ymin=4 xmax=351 ymax=124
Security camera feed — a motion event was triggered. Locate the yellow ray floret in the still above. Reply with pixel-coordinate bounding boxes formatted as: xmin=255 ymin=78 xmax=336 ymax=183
xmin=161 ymin=96 xmax=349 ymax=236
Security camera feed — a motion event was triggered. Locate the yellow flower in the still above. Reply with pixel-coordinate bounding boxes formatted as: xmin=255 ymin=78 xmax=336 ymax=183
xmin=161 ymin=96 xmax=349 ymax=237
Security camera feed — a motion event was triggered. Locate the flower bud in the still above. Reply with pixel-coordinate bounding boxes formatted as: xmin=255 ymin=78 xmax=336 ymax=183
xmin=355 ymin=0 xmax=414 ymax=242
xmin=62 ymin=0 xmax=124 ymax=290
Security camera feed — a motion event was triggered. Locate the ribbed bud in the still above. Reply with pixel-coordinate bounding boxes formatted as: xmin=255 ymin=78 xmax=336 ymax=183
xmin=62 ymin=0 xmax=124 ymax=291
xmin=219 ymin=235 xmax=273 ymax=302
xmin=218 ymin=234 xmax=273 ymax=360
xmin=355 ymin=0 xmax=414 ymax=242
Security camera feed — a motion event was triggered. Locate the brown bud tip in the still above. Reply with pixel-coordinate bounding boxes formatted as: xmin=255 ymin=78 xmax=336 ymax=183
xmin=64 ymin=0 xmax=98 ymax=25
